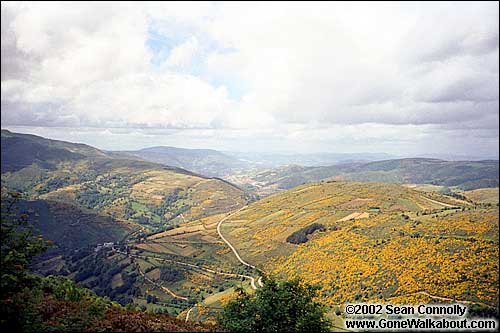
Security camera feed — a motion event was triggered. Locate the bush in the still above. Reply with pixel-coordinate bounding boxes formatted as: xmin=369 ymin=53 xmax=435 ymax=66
xmin=286 ymin=223 xmax=325 ymax=244
xmin=218 ymin=276 xmax=331 ymax=332
xmin=160 ymin=266 xmax=183 ymax=282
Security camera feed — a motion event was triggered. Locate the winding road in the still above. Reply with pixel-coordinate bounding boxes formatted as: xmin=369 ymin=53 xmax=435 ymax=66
xmin=185 ymin=307 xmax=195 ymax=322
xmin=216 ymin=205 xmax=265 ymax=290
xmin=124 ymin=203 xmax=263 ymax=300
xmin=216 ymin=206 xmax=255 ymax=269
xmin=388 ymin=291 xmax=495 ymax=308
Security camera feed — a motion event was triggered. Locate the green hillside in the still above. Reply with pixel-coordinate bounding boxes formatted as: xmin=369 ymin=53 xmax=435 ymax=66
xmin=0 ymin=197 xmax=215 ymax=332
xmin=1 ymin=130 xmax=251 ymax=232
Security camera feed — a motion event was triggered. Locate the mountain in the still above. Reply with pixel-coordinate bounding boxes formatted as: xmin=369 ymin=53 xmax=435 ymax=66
xmin=1 ymin=129 xmax=255 ymax=317
xmin=115 ymin=147 xmax=396 ymax=178
xmin=1 ymin=130 xmax=251 ymax=232
xmin=116 ymin=146 xmax=254 ymax=177
xmin=113 ymin=146 xmax=497 ymax=197
xmin=228 ymin=158 xmax=499 ymax=195
xmin=1 ymin=129 xmax=106 ymax=173
xmin=342 ymin=158 xmax=499 ymax=189
xmin=219 ymin=180 xmax=499 ymax=308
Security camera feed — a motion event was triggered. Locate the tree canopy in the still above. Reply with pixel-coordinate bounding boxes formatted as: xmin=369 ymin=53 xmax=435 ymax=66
xmin=218 ymin=276 xmax=331 ymax=332
xmin=1 ymin=192 xmax=51 ymax=298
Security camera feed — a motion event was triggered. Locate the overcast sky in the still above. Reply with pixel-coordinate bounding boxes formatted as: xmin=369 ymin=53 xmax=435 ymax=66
xmin=1 ymin=1 xmax=499 ymax=158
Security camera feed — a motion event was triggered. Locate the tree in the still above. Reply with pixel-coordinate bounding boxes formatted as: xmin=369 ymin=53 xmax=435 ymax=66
xmin=286 ymin=223 xmax=325 ymax=244
xmin=218 ymin=276 xmax=331 ymax=332
xmin=1 ymin=192 xmax=52 ymax=331
xmin=1 ymin=193 xmax=51 ymax=297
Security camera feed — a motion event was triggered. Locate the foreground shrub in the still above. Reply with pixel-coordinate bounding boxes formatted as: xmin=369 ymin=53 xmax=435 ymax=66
xmin=218 ymin=276 xmax=331 ymax=332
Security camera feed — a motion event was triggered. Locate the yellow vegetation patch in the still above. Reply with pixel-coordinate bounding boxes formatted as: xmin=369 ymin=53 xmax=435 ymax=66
xmin=148 ymin=225 xmax=205 ymax=240
xmin=40 ymin=184 xmax=82 ymax=202
xmin=222 ymin=181 xmax=499 ymax=307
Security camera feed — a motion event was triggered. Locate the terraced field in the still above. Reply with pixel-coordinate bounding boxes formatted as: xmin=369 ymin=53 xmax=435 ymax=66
xmin=55 ymin=211 xmax=261 ymax=321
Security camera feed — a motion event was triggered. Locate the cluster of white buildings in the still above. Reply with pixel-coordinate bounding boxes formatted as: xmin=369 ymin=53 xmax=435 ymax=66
xmin=94 ymin=242 xmax=114 ymax=252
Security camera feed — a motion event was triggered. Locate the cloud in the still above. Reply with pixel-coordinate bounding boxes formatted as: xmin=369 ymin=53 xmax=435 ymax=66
xmin=0 ymin=1 xmax=498 ymax=157
xmin=400 ymin=2 xmax=499 ymax=63
xmin=164 ymin=36 xmax=199 ymax=68
xmin=203 ymin=2 xmax=498 ymax=127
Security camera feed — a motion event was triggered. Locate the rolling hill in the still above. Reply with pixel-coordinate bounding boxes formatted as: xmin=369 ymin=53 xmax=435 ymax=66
xmin=118 ymin=148 xmax=394 ymax=178
xmin=219 ymin=181 xmax=499 ymax=310
xmin=227 ymin=158 xmax=499 ymax=195
xmin=1 ymin=130 xmax=252 ymax=232
xmin=224 ymin=151 xmax=394 ymax=167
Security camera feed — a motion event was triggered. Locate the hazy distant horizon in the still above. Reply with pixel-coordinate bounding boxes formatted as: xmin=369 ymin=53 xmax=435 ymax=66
xmin=3 ymin=126 xmax=498 ymax=162
xmin=2 ymin=2 xmax=498 ymax=159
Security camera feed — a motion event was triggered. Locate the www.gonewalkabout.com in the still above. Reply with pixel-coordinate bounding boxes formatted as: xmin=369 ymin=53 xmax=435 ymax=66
xmin=343 ymin=303 xmax=497 ymax=331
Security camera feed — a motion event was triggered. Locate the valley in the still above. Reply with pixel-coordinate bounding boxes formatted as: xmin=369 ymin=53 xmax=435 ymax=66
xmin=2 ymin=3 xmax=499 ymax=331
xmin=1 ymin=130 xmax=498 ymax=326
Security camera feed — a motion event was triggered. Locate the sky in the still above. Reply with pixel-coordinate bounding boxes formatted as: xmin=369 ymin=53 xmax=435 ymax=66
xmin=1 ymin=1 xmax=499 ymax=158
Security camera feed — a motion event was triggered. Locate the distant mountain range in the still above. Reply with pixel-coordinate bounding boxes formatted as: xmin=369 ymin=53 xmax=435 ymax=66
xmin=115 ymin=147 xmax=499 ymax=194
xmin=224 ymin=151 xmax=395 ymax=167
xmin=3 ymin=130 xmax=498 ymax=198
xmin=229 ymin=158 xmax=499 ymax=195
xmin=113 ymin=148 xmax=399 ymax=178
xmin=114 ymin=146 xmax=252 ymax=177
